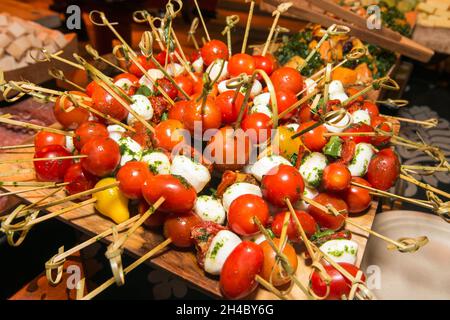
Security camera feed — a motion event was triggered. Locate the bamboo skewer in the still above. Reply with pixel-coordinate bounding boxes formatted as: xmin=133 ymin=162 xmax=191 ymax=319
xmin=0 ymin=117 xmax=73 ymax=136
xmin=48 ymin=68 xmax=86 ymax=92
xmin=187 ymin=17 xmax=200 ymax=50
xmin=261 ymin=2 xmax=293 ymax=57
xmin=193 ymin=0 xmax=211 ymax=42
xmin=0 ymin=155 xmax=86 ymax=164
xmin=241 ymin=1 xmax=255 ymax=54
xmin=85 ymin=44 xmax=127 ymax=73
xmin=0 ymin=182 xmax=68 ymax=200
xmin=222 ymin=15 xmax=240 ymax=58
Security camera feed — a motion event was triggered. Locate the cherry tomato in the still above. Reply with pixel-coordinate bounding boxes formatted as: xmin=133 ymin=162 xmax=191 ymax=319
xmin=228 ymin=53 xmax=255 ymax=77
xmin=34 ymin=145 xmax=73 ymax=182
xmin=297 ymin=121 xmax=328 ymax=152
xmin=371 ymin=115 xmax=392 ymax=146
xmin=215 ymin=91 xmax=245 ymax=125
xmin=228 ymin=194 xmax=270 ymax=236
xmin=156 ymin=78 xmax=178 ymax=100
xmin=341 ymin=177 xmax=372 ymax=213
xmin=271 ymin=209 xmax=317 ymax=241
xmin=341 ymin=123 xmax=373 ymax=144
xmin=116 ymin=161 xmax=153 ymax=199
xmin=155 ymin=50 xmax=180 ymax=66
xmin=53 ymin=91 xmax=91 ymax=129
xmin=361 ymin=100 xmax=379 ymax=118
xmin=260 ymin=238 xmax=298 ymax=286
xmin=183 ymin=95 xmax=222 ymax=135
xmin=308 ymin=193 xmax=348 ymax=231
xmin=192 ymin=72 xmax=204 ymax=95
xmin=366 ymin=148 xmax=400 ymax=191
xmin=241 ymin=112 xmax=271 ymax=144
xmin=276 ymin=90 xmax=297 ymax=119
xmin=310 ymin=263 xmax=366 ymax=300
xmin=142 ymin=174 xmax=197 ymax=214
xmin=34 ymin=131 xmax=66 ymax=150
xmin=322 ymin=163 xmax=352 ymax=192
xmin=91 ymin=85 xmax=129 ymax=121
xmin=220 ymin=241 xmax=264 ymax=299
xmin=163 ymin=211 xmax=202 ymax=248
xmin=168 ymin=100 xmax=189 ymax=122
xmin=261 ymin=165 xmax=305 ymax=207
xmin=86 ymin=81 xmax=100 ymax=97
xmin=270 ymin=67 xmax=304 ymax=94
xmin=64 ymin=163 xmax=98 ymax=196
xmin=253 ymin=55 xmax=274 ymax=76
xmin=298 ymin=103 xmax=314 ymax=123
xmin=73 ymin=121 xmax=108 ymax=151
xmin=201 ymin=40 xmax=228 ymax=66
xmin=128 ymin=55 xmax=155 ymax=77
xmin=174 ymin=75 xmax=194 ymax=98
xmin=113 ymin=73 xmax=139 ymax=96
xmin=80 ymin=137 xmax=120 ymax=177
xmin=208 ymin=126 xmax=251 ymax=171
xmin=153 ymin=119 xmax=185 ymax=151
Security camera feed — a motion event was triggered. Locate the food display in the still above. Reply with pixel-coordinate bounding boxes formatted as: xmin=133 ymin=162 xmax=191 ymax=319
xmin=416 ymin=0 xmax=450 ymax=28
xmin=0 ymin=0 xmax=448 ymax=301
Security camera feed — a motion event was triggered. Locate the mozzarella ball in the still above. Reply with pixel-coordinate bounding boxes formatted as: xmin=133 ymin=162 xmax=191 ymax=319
xmin=192 ymin=57 xmax=204 ymax=73
xmin=206 ymin=59 xmax=228 ymax=82
xmin=250 ymin=104 xmax=273 ymax=118
xmin=286 ymin=123 xmax=300 ymax=131
xmin=141 ymin=150 xmax=171 ymax=174
xmin=222 ymin=182 xmax=262 ymax=212
xmin=139 ymin=69 xmax=164 ymax=91
xmin=347 ymin=143 xmax=375 ymax=177
xmin=194 ymin=195 xmax=226 ymax=224
xmin=320 ymin=239 xmax=358 ymax=264
xmin=295 ymin=187 xmax=319 ymax=211
xmin=299 ymin=152 xmax=328 ymax=188
xmin=118 ymin=137 xmax=142 ymax=166
xmin=166 ymin=63 xmax=185 ymax=77
xmin=329 ymin=80 xmax=349 ymax=102
xmin=127 ymin=94 xmax=153 ymax=125
xmin=240 ymin=79 xmax=262 ymax=98
xmin=204 ymin=230 xmax=242 ymax=275
xmin=304 ymin=78 xmax=317 ymax=95
xmin=107 ymin=124 xmax=126 ymax=143
xmin=251 ymin=155 xmax=292 ymax=181
xmin=253 ymin=92 xmax=271 ymax=106
xmin=324 ymin=111 xmax=353 ymax=133
xmin=114 ymin=78 xmax=134 ymax=92
xmin=170 ymin=155 xmax=211 ymax=193
xmin=352 ymin=109 xmax=371 ymax=125
xmin=65 ymin=134 xmax=75 ymax=152
xmin=218 ymin=80 xmax=232 ymax=94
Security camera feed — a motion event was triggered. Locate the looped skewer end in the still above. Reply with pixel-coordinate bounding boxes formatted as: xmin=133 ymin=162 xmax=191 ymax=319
xmin=388 ymin=236 xmax=429 ymax=253
xmin=132 ymin=10 xmax=150 ymax=23
xmin=376 ymin=76 xmax=400 ymax=91
xmin=139 ymin=31 xmax=154 ymax=57
xmin=48 ymin=68 xmax=66 ymax=81
xmin=376 ymin=99 xmax=409 ymax=109
xmin=166 ymin=0 xmax=183 ymax=18
xmin=327 ymin=24 xmax=351 ymax=36
xmin=1 ymin=205 xmax=39 ymax=247
xmin=30 ymin=47 xmax=51 ymax=63
xmin=45 ymin=246 xmax=66 ymax=285
xmin=221 ymin=15 xmax=240 ymax=35
xmin=105 ymin=227 xmax=125 ymax=286
xmin=346 ymin=46 xmax=367 ymax=60
xmin=89 ymin=10 xmax=118 ymax=26
xmin=188 ymin=17 xmax=199 ymax=38
xmin=85 ymin=44 xmax=101 ymax=60
xmin=274 ymin=2 xmax=293 ymax=15
xmin=225 ymin=73 xmax=250 ymax=90
xmin=427 ymin=191 xmax=450 ymax=223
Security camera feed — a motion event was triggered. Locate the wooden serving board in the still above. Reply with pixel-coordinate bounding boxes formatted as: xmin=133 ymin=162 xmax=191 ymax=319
xmin=0 ymin=146 xmax=376 ymax=299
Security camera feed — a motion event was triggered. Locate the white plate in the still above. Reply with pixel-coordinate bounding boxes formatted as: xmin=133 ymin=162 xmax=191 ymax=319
xmin=361 ymin=210 xmax=450 ymax=300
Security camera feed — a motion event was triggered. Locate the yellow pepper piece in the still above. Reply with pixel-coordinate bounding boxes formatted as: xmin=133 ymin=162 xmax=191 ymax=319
xmin=272 ymin=126 xmax=302 ymax=161
xmin=93 ymin=177 xmax=129 ymax=224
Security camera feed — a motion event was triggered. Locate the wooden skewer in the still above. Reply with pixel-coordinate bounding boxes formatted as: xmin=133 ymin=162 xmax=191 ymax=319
xmin=48 ymin=68 xmax=86 ymax=92
xmin=187 ymin=17 xmax=200 ymax=50
xmin=381 ymin=115 xmax=438 ymax=128
xmin=193 ymin=0 xmax=211 ymax=42
xmin=0 ymin=155 xmax=87 ymax=164
xmin=85 ymin=44 xmax=127 ymax=73
xmin=0 ymin=144 xmax=35 ymax=151
xmin=254 ymin=275 xmax=287 ymax=300
xmin=222 ymin=15 xmax=240 ymax=58
xmin=241 ymin=1 xmax=255 ymax=54
xmin=261 ymin=2 xmax=293 ymax=57
xmin=41 ymin=49 xmax=85 ymax=70
xmin=402 ymin=165 xmax=449 ymax=173
xmin=0 ymin=117 xmax=73 ymax=137
xmin=322 ymin=131 xmax=391 ymax=137
xmin=0 ymin=182 xmax=68 ymax=200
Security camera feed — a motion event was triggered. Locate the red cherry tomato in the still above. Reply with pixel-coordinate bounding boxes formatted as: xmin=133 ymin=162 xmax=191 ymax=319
xmin=341 ymin=177 xmax=372 ymax=213
xmin=156 ymin=78 xmax=178 ymax=100
xmin=215 ymin=91 xmax=245 ymax=125
xmin=142 ymin=174 xmax=197 ymax=214
xmin=73 ymin=121 xmax=108 ymax=151
xmin=270 ymin=67 xmax=304 ymax=94
xmin=253 ymin=55 xmax=274 ymax=76
xmin=168 ymin=100 xmax=188 ymax=122
xmin=91 ymin=85 xmax=129 ymax=121
xmin=366 ymin=148 xmax=400 ymax=191
xmin=275 ymin=90 xmax=297 ymax=119
xmin=183 ymin=95 xmax=222 ymax=135
xmin=86 ymin=81 xmax=100 ymax=97
xmin=228 ymin=53 xmax=255 ymax=77
xmin=361 ymin=100 xmax=379 ymax=118
xmin=116 ymin=161 xmax=153 ymax=199
xmin=201 ymin=40 xmax=228 ymax=66
xmin=128 ymin=55 xmax=155 ymax=77
xmin=298 ymin=103 xmax=314 ymax=123
xmin=34 ymin=145 xmax=73 ymax=182
xmin=260 ymin=238 xmax=297 ymax=286
xmin=261 ymin=164 xmax=305 ymax=207
xmin=113 ymin=73 xmax=139 ymax=96
xmin=53 ymin=91 xmax=91 ymax=129
xmin=311 ymin=262 xmax=366 ymax=300
xmin=153 ymin=119 xmax=185 ymax=151
xmin=271 ymin=209 xmax=317 ymax=241
xmin=192 ymin=72 xmax=204 ymax=95
xmin=64 ymin=163 xmax=98 ymax=196
xmin=371 ymin=115 xmax=392 ymax=146
xmin=163 ymin=211 xmax=202 ymax=248
xmin=174 ymin=75 xmax=194 ymax=98
xmin=241 ymin=112 xmax=271 ymax=144
xmin=308 ymin=193 xmax=348 ymax=231
xmin=322 ymin=163 xmax=352 ymax=192
xmin=297 ymin=121 xmax=328 ymax=152
xmin=220 ymin=241 xmax=264 ymax=299
xmin=228 ymin=194 xmax=270 ymax=236
xmin=80 ymin=137 xmax=120 ymax=177
xmin=341 ymin=123 xmax=374 ymax=144
xmin=34 ymin=131 xmax=66 ymax=150
xmin=208 ymin=126 xmax=251 ymax=171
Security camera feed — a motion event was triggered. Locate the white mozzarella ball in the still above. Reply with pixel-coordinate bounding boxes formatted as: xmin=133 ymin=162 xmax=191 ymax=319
xmin=251 ymin=155 xmax=292 ymax=181
xmin=166 ymin=63 xmax=185 ymax=77
xmin=320 ymin=239 xmax=358 ymax=265
xmin=242 ymin=232 xmax=266 ymax=245
xmin=352 ymin=109 xmax=371 ymax=125
xmin=204 ymin=230 xmax=242 ymax=275
xmin=222 ymin=182 xmax=262 ymax=212
xmin=141 ymin=150 xmax=171 ymax=174
xmin=329 ymin=80 xmax=349 ymax=102
xmin=295 ymin=187 xmax=319 ymax=211
xmin=329 ymin=92 xmax=349 ymax=103
xmin=241 ymin=79 xmax=262 ymax=98
xmin=138 ymin=69 xmax=164 ymax=91
xmin=250 ymin=104 xmax=273 ymax=118
xmin=299 ymin=152 xmax=328 ymax=188
xmin=118 ymin=137 xmax=142 ymax=166
xmin=107 ymin=124 xmax=126 ymax=143
xmin=65 ymin=134 xmax=75 ymax=152
xmin=127 ymin=94 xmax=153 ymax=125
xmin=192 ymin=57 xmax=204 ymax=73
xmin=218 ymin=80 xmax=232 ymax=94
xmin=206 ymin=59 xmax=228 ymax=82
xmin=194 ymin=195 xmax=226 ymax=224
xmin=253 ymin=92 xmax=270 ymax=106
xmin=286 ymin=123 xmax=300 ymax=131
xmin=324 ymin=111 xmax=353 ymax=133
xmin=170 ymin=155 xmax=211 ymax=193
xmin=114 ymin=78 xmax=134 ymax=92
xmin=304 ymin=78 xmax=317 ymax=95
xmin=347 ymin=143 xmax=375 ymax=177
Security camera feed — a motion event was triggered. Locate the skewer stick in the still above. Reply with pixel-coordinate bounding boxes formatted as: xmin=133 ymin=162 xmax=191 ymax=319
xmin=402 ymin=165 xmax=449 ymax=173
xmin=242 ymin=1 xmax=255 ymax=53
xmin=23 ymin=185 xmax=66 ymax=211
xmin=48 ymin=68 xmax=86 ymax=92
xmin=261 ymin=2 xmax=293 ymax=57
xmin=0 ymin=117 xmax=72 ymax=136
xmin=187 ymin=17 xmax=200 ymax=50
xmin=222 ymin=15 xmax=240 ymax=58
xmin=0 ymin=155 xmax=87 ymax=164
xmin=79 ymin=238 xmax=172 ymax=300
xmin=269 ymin=25 xmax=289 ymax=53
xmin=254 ymin=275 xmax=287 ymax=300
xmin=285 ymin=198 xmax=315 ymax=259
xmin=323 ymin=131 xmax=391 ymax=137
xmin=193 ymin=0 xmax=211 ymax=42
xmin=85 ymin=44 xmax=127 ymax=73
xmin=276 ymin=89 xmax=319 ymax=125
xmin=32 ymin=48 xmax=85 ymax=70
xmin=0 ymin=144 xmax=34 ymax=151
xmin=381 ymin=114 xmax=437 ymax=128
xmin=0 ymin=183 xmax=68 ymax=200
